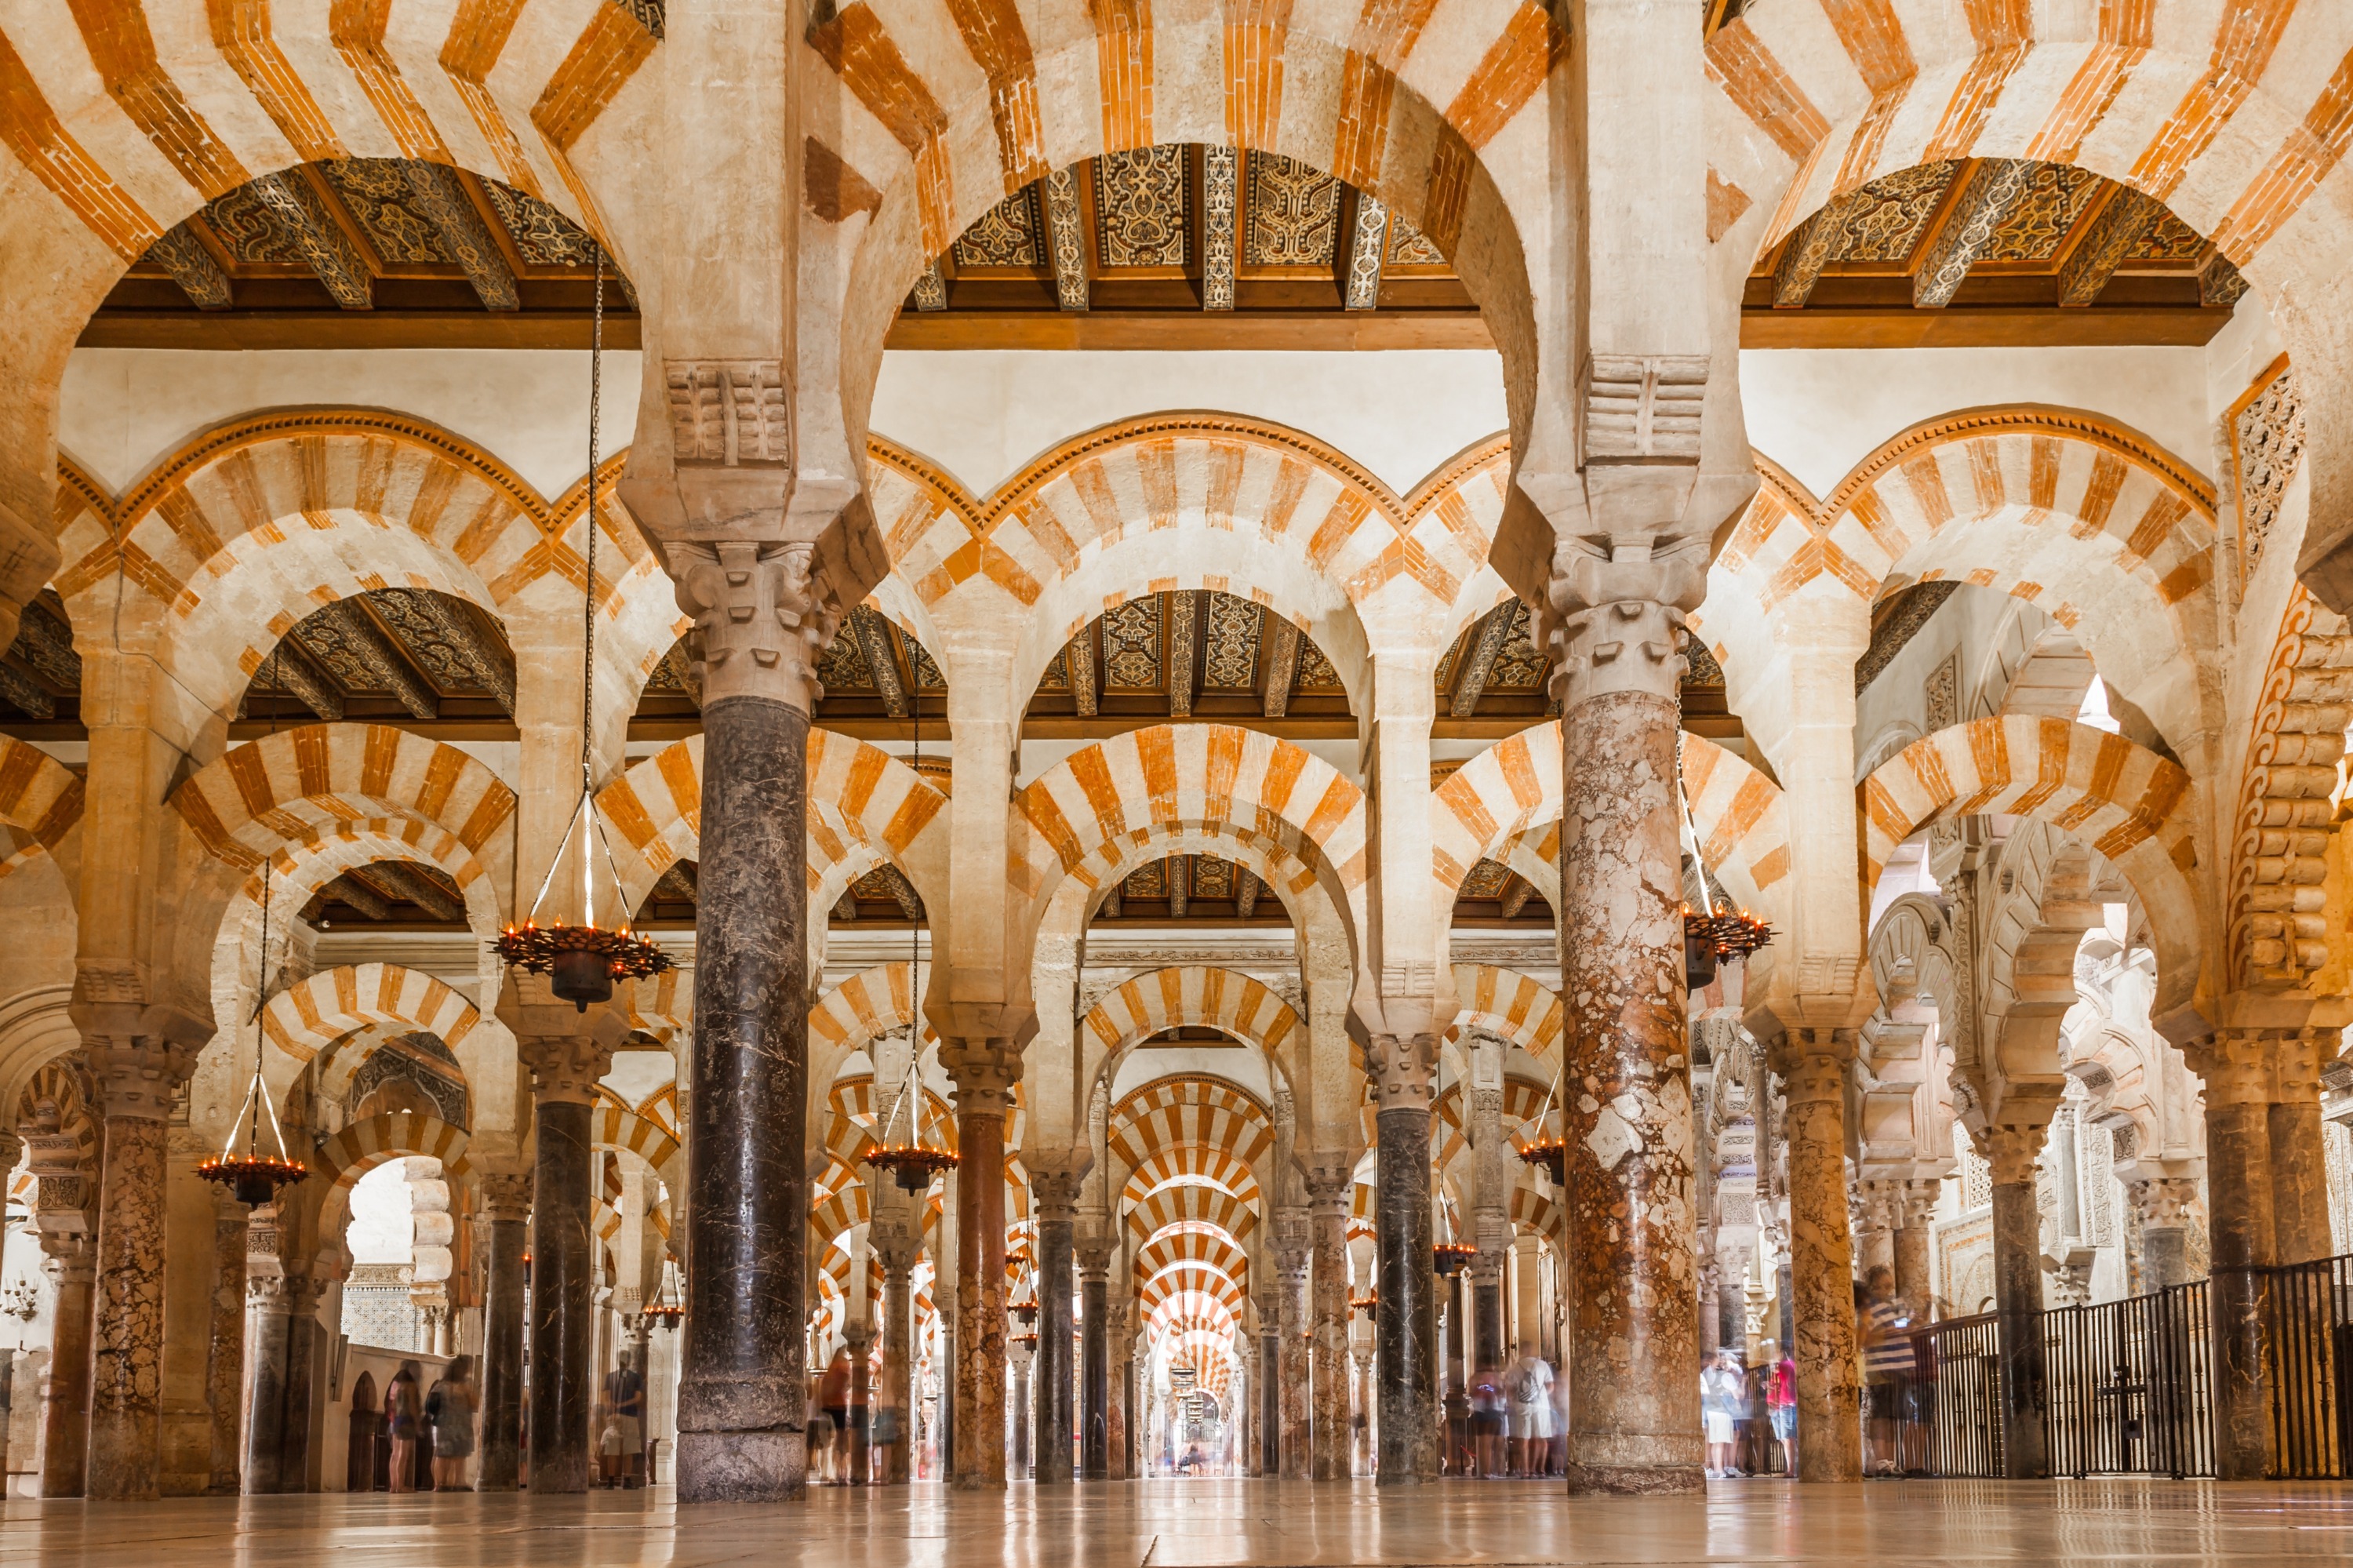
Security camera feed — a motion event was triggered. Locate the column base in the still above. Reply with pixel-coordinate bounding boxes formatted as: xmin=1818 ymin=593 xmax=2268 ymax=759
xmin=676 ymin=1428 xmax=806 ymax=1503
xmin=1566 ymin=1435 xmax=1706 ymax=1496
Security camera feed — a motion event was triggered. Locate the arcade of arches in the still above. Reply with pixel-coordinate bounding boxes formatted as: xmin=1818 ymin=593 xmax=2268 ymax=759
xmin=0 ymin=2 xmax=2351 ymax=1561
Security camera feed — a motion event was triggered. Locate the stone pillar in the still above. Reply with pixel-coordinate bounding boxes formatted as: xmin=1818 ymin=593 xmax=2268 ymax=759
xmin=518 ymin=1033 xmax=613 ymax=1494
xmin=1274 ymin=1242 xmax=1311 ymax=1479
xmin=1007 ymin=1337 xmax=1033 ymax=1479
xmin=1257 ymin=1325 xmax=1279 ymax=1476
xmin=82 ymin=1039 xmax=191 ymax=1501
xmin=1366 ymin=1032 xmax=1438 ymax=1485
xmin=1714 ymin=1243 xmax=1751 ymax=1351
xmin=204 ymin=1193 xmax=249 ymax=1493
xmin=1777 ymin=1038 xmax=1862 ymax=1483
xmin=944 ymin=1050 xmax=1016 ymax=1489
xmin=38 ymin=1238 xmax=95 ymax=1497
xmin=1471 ymin=1251 xmax=1505 ymax=1379
xmin=1031 ymin=1170 xmax=1078 ymax=1484
xmin=1077 ymin=1239 xmax=1111 ymax=1479
xmin=242 ymin=1272 xmax=322 ymax=1493
xmin=475 ymin=1172 xmax=531 ymax=1490
xmin=1304 ymin=1165 xmax=1352 ymax=1481
xmin=1893 ymin=1181 xmax=1940 ymax=1316
xmin=2127 ymin=1177 xmax=2198 ymax=1293
xmin=2190 ymin=1032 xmax=2279 ymax=1480
xmin=1984 ymin=1119 xmax=2053 ymax=1481
xmin=668 ymin=539 xmax=834 ymax=1505
xmin=878 ymin=1233 xmax=917 ymax=1484
xmin=1550 ymin=573 xmax=1703 ymax=1495
xmin=1851 ymin=1179 xmax=1898 ymax=1281
xmin=2270 ymin=1031 xmax=2333 ymax=1264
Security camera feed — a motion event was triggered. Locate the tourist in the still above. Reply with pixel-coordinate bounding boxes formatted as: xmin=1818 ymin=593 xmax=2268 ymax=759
xmin=385 ymin=1360 xmax=424 ymax=1493
xmin=1506 ymin=1351 xmax=1554 ymax=1477
xmin=1701 ymin=1351 xmax=1745 ymax=1478
xmin=604 ymin=1347 xmax=646 ymax=1488
xmin=819 ymin=1346 xmax=856 ymax=1484
xmin=1467 ymin=1358 xmax=1507 ymax=1477
xmin=596 ymin=1402 xmax=624 ymax=1487
xmin=1765 ymin=1341 xmax=1798 ymax=1475
xmin=426 ymin=1355 xmax=476 ymax=1491
xmin=1860 ymin=1266 xmax=1913 ymax=1475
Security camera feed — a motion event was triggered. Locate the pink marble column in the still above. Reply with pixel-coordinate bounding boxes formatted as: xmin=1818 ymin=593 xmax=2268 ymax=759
xmin=205 ymin=1193 xmax=248 ymax=1493
xmin=84 ymin=1039 xmax=190 ymax=1501
xmin=38 ymin=1236 xmax=95 ymax=1497
xmin=1555 ymin=606 xmax=1702 ymax=1495
xmin=1893 ymin=1181 xmax=1940 ymax=1317
xmin=1778 ymin=1038 xmax=1861 ymax=1483
xmin=1275 ymin=1242 xmax=1310 ymax=1479
xmin=1305 ymin=1165 xmax=1353 ymax=1481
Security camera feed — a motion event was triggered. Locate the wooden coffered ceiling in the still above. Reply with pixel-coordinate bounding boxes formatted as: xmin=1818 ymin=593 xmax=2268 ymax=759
xmin=1745 ymin=158 xmax=2246 ymax=347
xmin=83 ymin=159 xmax=636 ymax=350
xmin=886 ymin=144 xmax=1486 ymax=351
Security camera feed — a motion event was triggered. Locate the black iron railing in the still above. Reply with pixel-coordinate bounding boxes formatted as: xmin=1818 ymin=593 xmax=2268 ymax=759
xmin=1888 ymin=1312 xmax=2004 ymax=1478
xmin=2042 ymin=1279 xmax=2211 ymax=1478
xmin=2265 ymin=1252 xmax=2352 ymax=1479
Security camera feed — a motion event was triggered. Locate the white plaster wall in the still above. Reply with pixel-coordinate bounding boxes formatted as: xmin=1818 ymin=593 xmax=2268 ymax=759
xmin=1740 ymin=345 xmax=2216 ymax=497
xmin=60 ymin=350 xmax=642 ymax=500
xmin=869 ymin=351 xmax=1509 ymax=500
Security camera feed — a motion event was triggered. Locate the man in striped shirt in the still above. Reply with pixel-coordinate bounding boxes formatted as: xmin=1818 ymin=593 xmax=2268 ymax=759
xmin=1860 ymin=1266 xmax=1915 ymax=1475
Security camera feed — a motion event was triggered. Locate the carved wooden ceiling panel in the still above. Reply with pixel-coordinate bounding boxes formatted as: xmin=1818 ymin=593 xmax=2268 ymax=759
xmin=1096 ymin=146 xmax=1191 ymax=268
xmin=1243 ymin=154 xmax=1339 ymax=266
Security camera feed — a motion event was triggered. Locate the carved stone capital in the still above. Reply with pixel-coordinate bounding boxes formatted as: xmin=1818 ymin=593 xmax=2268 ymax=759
xmin=41 ymin=1233 xmax=95 ymax=1285
xmin=1543 ymin=544 xmax=1707 ymax=708
xmin=1769 ymin=1030 xmax=1855 ymax=1103
xmin=476 ymin=1171 xmax=534 ymax=1222
xmin=673 ymin=539 xmax=838 ymax=711
xmin=1364 ymin=1033 xmax=1436 ymax=1110
xmin=519 ymin=1035 xmax=614 ymax=1106
xmin=1301 ymin=1163 xmax=1354 ymax=1214
xmin=1029 ymin=1168 xmax=1084 ymax=1219
xmin=1980 ymin=1122 xmax=2049 ymax=1188
xmin=940 ymin=1039 xmax=1022 ymax=1115
xmin=2183 ymin=1029 xmax=2286 ymax=1107
xmin=82 ymin=1037 xmax=194 ymax=1121
xmin=1074 ymin=1235 xmax=1115 ymax=1280
xmin=2127 ymin=1175 xmax=2200 ymax=1229
xmin=1897 ymin=1177 xmax=1943 ymax=1230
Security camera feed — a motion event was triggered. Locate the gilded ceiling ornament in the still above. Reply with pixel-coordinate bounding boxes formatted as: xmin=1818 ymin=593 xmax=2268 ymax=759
xmin=1244 ymin=153 xmax=1337 ymax=266
xmin=1096 ymin=146 xmax=1189 ymax=267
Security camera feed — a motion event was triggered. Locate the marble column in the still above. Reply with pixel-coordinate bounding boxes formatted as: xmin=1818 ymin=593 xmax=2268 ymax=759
xmin=1851 ymin=1179 xmax=1898 ymax=1281
xmin=242 ymin=1273 xmax=322 ymax=1493
xmin=204 ymin=1193 xmax=249 ymax=1493
xmin=521 ymin=1035 xmax=612 ymax=1494
xmin=2127 ymin=1176 xmax=2198 ymax=1293
xmin=1078 ymin=1239 xmax=1110 ymax=1479
xmin=1275 ymin=1243 xmax=1311 ymax=1479
xmin=1778 ymin=1039 xmax=1862 ymax=1483
xmin=83 ymin=1039 xmax=191 ymax=1501
xmin=1367 ymin=1033 xmax=1438 ymax=1485
xmin=1471 ymin=1251 xmax=1505 ymax=1377
xmin=670 ymin=540 xmax=831 ymax=1505
xmin=2191 ymin=1032 xmax=2279 ymax=1480
xmin=2269 ymin=1031 xmax=2333 ymax=1264
xmin=945 ymin=1051 xmax=1016 ymax=1489
xmin=1007 ymin=1339 xmax=1033 ymax=1478
xmin=1031 ymin=1171 xmax=1078 ymax=1484
xmin=1257 ymin=1326 xmax=1278 ymax=1476
xmin=1984 ymin=1119 xmax=2053 ymax=1481
xmin=1893 ymin=1181 xmax=1940 ymax=1316
xmin=1555 ymin=657 xmax=1700 ymax=1495
xmin=38 ymin=1237 xmax=94 ymax=1497
xmin=1714 ymin=1244 xmax=1751 ymax=1352
xmin=475 ymin=1172 xmax=531 ymax=1490
xmin=879 ymin=1235 xmax=917 ymax=1484
xmin=1304 ymin=1166 xmax=1352 ymax=1481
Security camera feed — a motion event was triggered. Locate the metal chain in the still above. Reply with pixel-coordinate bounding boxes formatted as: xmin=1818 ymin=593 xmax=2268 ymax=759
xmin=582 ymin=245 xmax=604 ymax=795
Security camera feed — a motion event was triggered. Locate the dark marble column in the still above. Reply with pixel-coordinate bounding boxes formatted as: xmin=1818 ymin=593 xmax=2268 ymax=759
xmin=38 ymin=1238 xmax=94 ymax=1497
xmin=1780 ymin=1038 xmax=1862 ymax=1483
xmin=1008 ymin=1341 xmax=1033 ymax=1478
xmin=242 ymin=1272 xmax=322 ymax=1493
xmin=1305 ymin=1166 xmax=1352 ymax=1481
xmin=1984 ymin=1120 xmax=2052 ymax=1480
xmin=83 ymin=1039 xmax=190 ymax=1501
xmin=2192 ymin=1032 xmax=2279 ymax=1480
xmin=1368 ymin=1035 xmax=1438 ymax=1485
xmin=668 ymin=580 xmax=822 ymax=1502
xmin=1031 ymin=1171 xmax=1078 ymax=1483
xmin=1555 ymin=677 xmax=1701 ymax=1495
xmin=879 ymin=1235 xmax=916 ymax=1483
xmin=475 ymin=1172 xmax=531 ymax=1490
xmin=205 ymin=1195 xmax=249 ymax=1493
xmin=945 ymin=1056 xmax=1015 ymax=1489
xmin=2128 ymin=1177 xmax=2198 ymax=1293
xmin=1257 ymin=1327 xmax=1278 ymax=1475
xmin=2269 ymin=1031 xmax=2333 ymax=1264
xmin=521 ymin=1035 xmax=612 ymax=1494
xmin=1471 ymin=1253 xmax=1505 ymax=1378
xmin=1078 ymin=1240 xmax=1110 ymax=1479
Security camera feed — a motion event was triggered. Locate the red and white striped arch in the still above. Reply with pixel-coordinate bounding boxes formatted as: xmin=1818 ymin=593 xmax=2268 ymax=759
xmin=0 ymin=735 xmax=84 ymax=892
xmin=1120 ymin=1148 xmax=1264 ymax=1214
xmin=1445 ymin=963 xmax=1564 ymax=1065
xmin=1860 ymin=715 xmax=2202 ymax=1009
xmin=1108 ymin=1072 xmax=1276 ymax=1178
xmin=1083 ymin=967 xmax=1300 ymax=1063
xmin=1124 ymin=1181 xmax=1260 ymax=1249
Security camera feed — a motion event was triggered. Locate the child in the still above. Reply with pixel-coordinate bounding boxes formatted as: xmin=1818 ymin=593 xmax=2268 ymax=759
xmin=596 ymin=1402 xmax=623 ymax=1488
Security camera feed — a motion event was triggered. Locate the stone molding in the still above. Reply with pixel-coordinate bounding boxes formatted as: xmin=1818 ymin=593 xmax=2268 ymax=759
xmin=673 ymin=540 xmax=840 ymax=711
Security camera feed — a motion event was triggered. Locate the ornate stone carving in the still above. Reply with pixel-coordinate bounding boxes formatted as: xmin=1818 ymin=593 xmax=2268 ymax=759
xmin=2234 ymin=365 xmax=2305 ymax=571
xmin=664 ymin=361 xmax=789 ymax=465
xmin=1363 ymin=1034 xmax=1435 ymax=1109
xmin=82 ymin=1040 xmax=192 ymax=1122
xmin=673 ymin=540 xmax=838 ymax=709
xmin=1343 ymin=194 xmax=1387 ymax=311
xmin=910 ymin=260 xmax=948 ymax=311
xmin=1043 ymin=166 xmax=1089 ymax=312
xmin=518 ymin=1035 xmax=616 ymax=1107
xmin=1580 ymin=355 xmax=1708 ymax=461
xmin=1201 ymin=147 xmax=1238 ymax=311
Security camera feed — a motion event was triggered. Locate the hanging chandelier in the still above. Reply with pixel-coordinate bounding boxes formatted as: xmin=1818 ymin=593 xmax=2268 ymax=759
xmin=495 ymin=245 xmax=671 ymax=1011
xmin=1678 ymin=738 xmax=1774 ymax=990
xmin=201 ymin=664 xmax=310 ymax=1208
xmin=1432 ymin=1242 xmax=1476 ymax=1277
xmin=861 ymin=697 xmax=959 ymax=1194
xmin=643 ymin=1261 xmax=685 ymax=1330
xmin=1350 ymin=1290 xmax=1378 ymax=1319
xmin=1515 ymin=1053 xmax=1569 ymax=1186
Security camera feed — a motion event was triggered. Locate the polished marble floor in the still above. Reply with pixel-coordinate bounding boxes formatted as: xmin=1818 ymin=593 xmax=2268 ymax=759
xmin=3 ymin=1478 xmax=2351 ymax=1566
